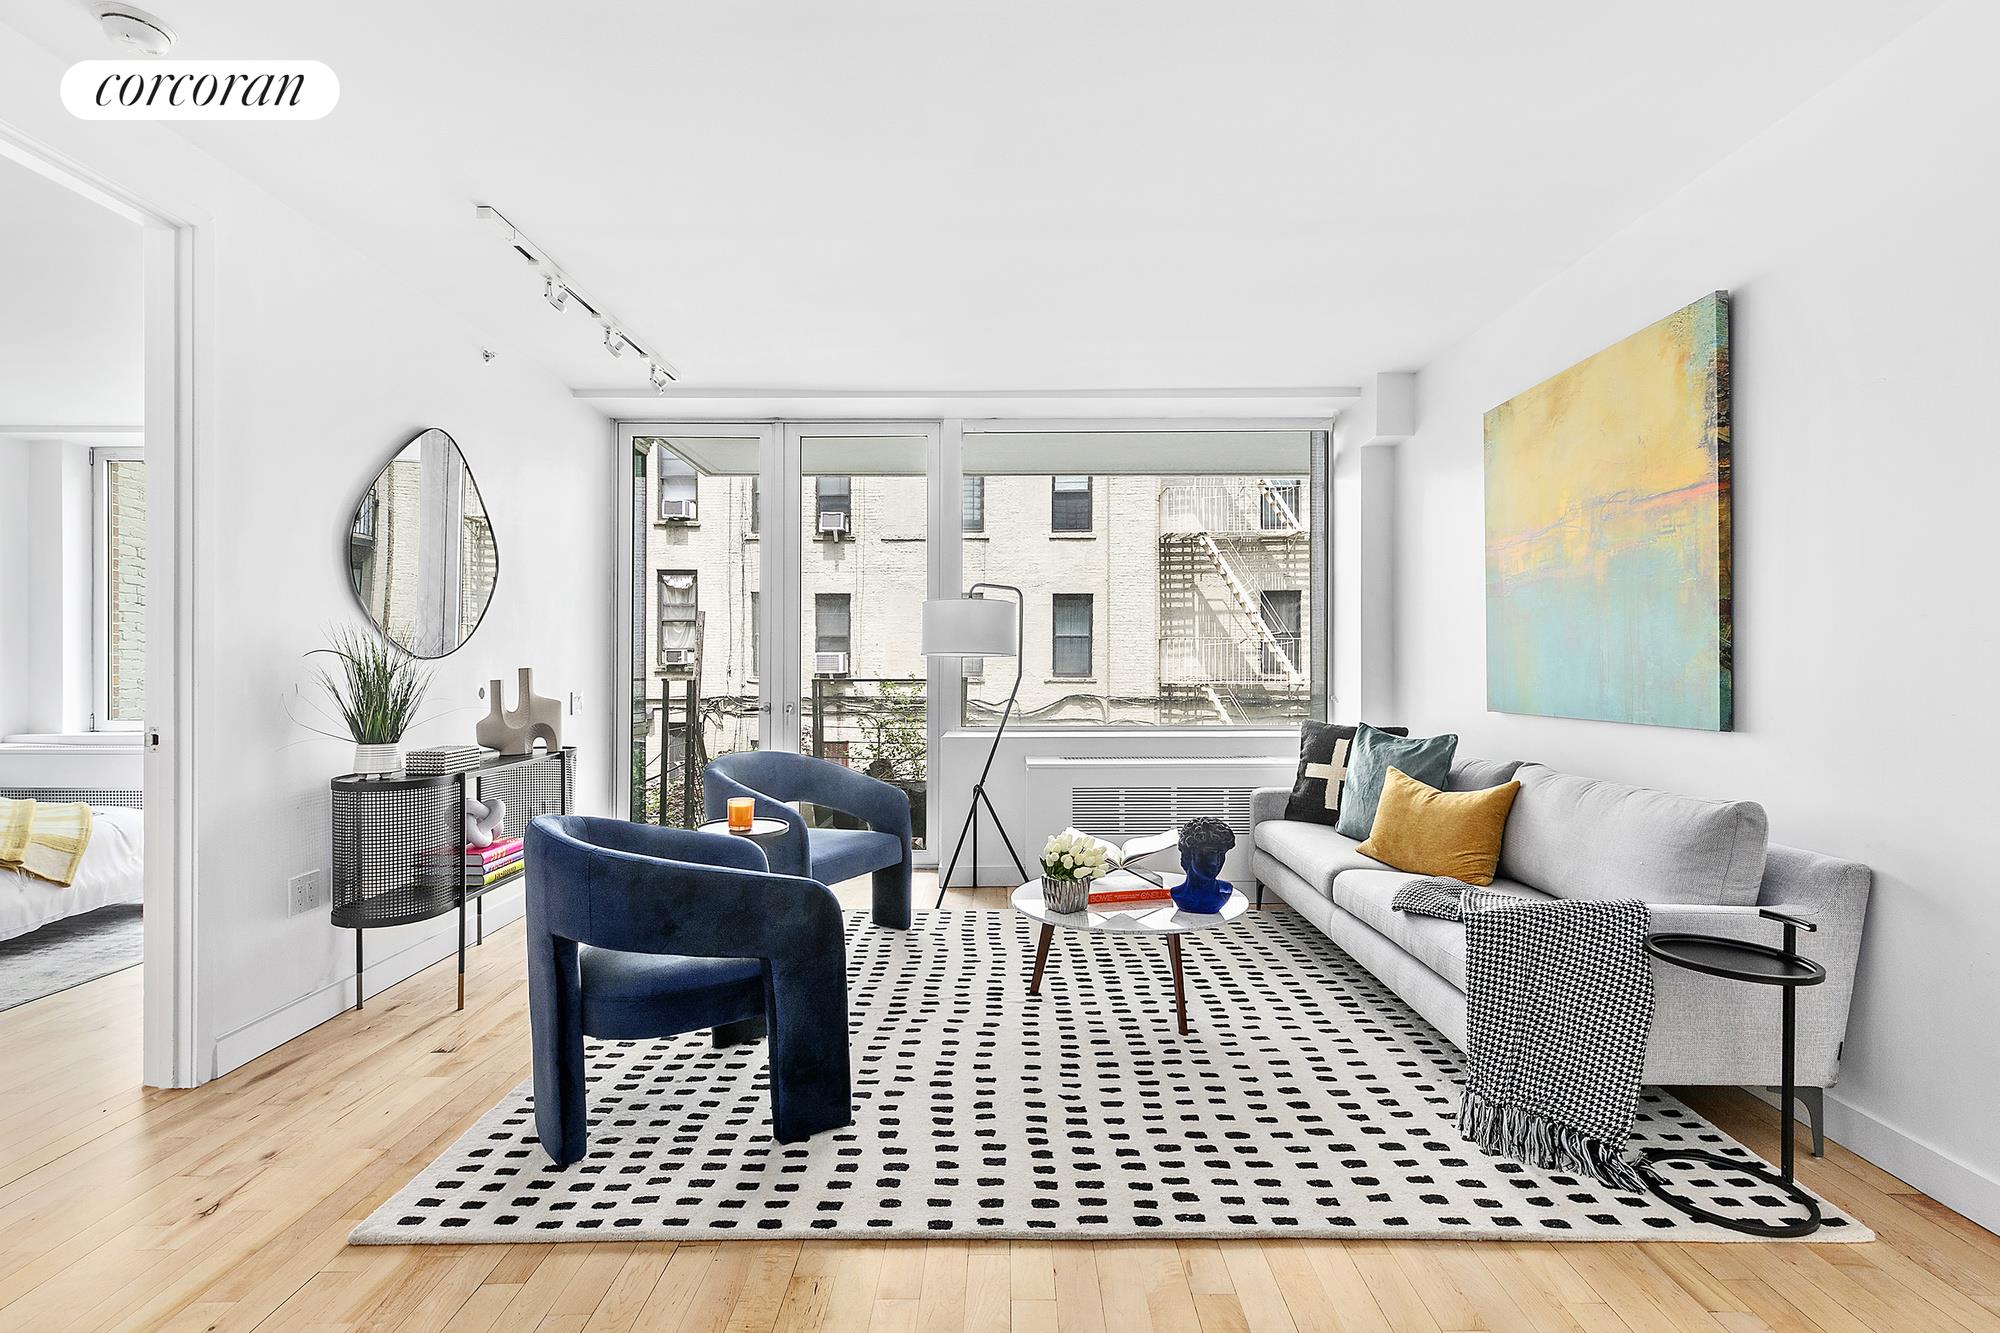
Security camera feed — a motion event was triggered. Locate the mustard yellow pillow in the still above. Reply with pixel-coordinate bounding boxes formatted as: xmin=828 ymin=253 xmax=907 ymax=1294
xmin=1356 ymin=766 xmax=1520 ymax=886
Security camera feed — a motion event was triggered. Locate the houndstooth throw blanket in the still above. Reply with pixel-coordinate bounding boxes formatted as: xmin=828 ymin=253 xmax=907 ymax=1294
xmin=1392 ymin=877 xmax=1654 ymax=1191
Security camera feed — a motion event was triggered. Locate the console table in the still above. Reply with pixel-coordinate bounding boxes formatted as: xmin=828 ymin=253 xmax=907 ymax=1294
xmin=331 ymin=747 xmax=574 ymax=1010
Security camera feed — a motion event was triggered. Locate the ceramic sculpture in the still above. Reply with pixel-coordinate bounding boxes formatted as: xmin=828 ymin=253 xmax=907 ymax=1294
xmin=464 ymin=794 xmax=507 ymax=848
xmin=476 ymin=667 xmax=562 ymax=756
xmin=1172 ymin=817 xmax=1236 ymax=913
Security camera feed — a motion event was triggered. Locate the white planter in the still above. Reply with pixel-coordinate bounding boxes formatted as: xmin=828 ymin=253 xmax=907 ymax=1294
xmin=351 ymin=742 xmax=402 ymax=776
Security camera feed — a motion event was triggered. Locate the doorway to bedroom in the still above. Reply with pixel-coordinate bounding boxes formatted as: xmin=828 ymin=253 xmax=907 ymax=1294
xmin=0 ymin=153 xmax=149 ymax=1018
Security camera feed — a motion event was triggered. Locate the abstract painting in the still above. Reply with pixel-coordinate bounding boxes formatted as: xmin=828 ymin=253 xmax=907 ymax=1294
xmin=1484 ymin=292 xmax=1731 ymax=730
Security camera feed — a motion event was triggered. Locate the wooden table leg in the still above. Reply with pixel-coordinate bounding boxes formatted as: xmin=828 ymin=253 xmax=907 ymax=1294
xmin=1028 ymin=924 xmax=1055 ymax=996
xmin=1168 ymin=934 xmax=1188 ymax=1034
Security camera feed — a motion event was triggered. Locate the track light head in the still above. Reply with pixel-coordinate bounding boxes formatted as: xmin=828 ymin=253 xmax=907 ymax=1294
xmin=648 ymin=362 xmax=672 ymax=393
xmin=542 ymin=274 xmax=568 ymax=312
xmin=603 ymin=326 xmax=627 ymax=358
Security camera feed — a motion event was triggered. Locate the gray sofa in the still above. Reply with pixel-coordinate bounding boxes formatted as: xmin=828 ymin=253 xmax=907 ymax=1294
xmin=1249 ymin=757 xmax=1871 ymax=1153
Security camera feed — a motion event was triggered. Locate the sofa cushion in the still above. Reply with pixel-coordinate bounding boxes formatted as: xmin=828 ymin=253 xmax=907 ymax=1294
xmin=1498 ymin=764 xmax=1769 ymax=907
xmin=1282 ymin=721 xmax=1410 ymax=825
xmin=1334 ymin=725 xmax=1459 ymax=839
xmin=1251 ymin=820 xmax=1390 ymax=898
xmin=1356 ymin=767 xmax=1521 ymax=886
xmin=1448 ymin=757 xmax=1524 ymax=792
xmin=1330 ymin=869 xmax=1552 ymax=991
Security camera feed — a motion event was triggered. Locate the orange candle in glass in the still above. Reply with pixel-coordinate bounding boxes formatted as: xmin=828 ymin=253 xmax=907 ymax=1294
xmin=726 ymin=797 xmax=755 ymax=832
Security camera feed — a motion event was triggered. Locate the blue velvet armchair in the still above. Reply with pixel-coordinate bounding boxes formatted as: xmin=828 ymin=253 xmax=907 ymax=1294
xmin=704 ymin=752 xmax=913 ymax=929
xmin=525 ymin=815 xmax=852 ymax=1166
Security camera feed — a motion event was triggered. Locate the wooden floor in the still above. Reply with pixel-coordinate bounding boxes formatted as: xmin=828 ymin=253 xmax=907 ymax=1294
xmin=3 ymin=880 xmax=1996 ymax=1332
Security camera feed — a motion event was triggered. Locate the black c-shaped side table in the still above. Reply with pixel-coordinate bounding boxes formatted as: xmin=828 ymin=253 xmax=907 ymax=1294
xmin=1636 ymin=907 xmax=1827 ymax=1238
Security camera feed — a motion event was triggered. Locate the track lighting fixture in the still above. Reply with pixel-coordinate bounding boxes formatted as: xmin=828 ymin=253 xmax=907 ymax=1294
xmin=474 ymin=204 xmax=678 ymax=384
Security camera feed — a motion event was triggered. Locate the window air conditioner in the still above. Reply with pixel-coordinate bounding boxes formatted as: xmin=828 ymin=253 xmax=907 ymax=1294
xmin=660 ymin=498 xmax=697 ymax=522
xmin=817 ymin=510 xmax=849 ymax=537
xmin=813 ymin=651 xmax=849 ymax=677
xmin=659 ymin=646 xmax=695 ymax=668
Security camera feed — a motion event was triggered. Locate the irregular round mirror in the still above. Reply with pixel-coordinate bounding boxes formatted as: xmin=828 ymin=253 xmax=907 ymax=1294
xmin=347 ymin=427 xmax=498 ymax=657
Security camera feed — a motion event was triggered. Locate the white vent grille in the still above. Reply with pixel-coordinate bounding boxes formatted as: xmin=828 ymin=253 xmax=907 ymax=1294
xmin=1070 ymin=785 xmax=1252 ymax=836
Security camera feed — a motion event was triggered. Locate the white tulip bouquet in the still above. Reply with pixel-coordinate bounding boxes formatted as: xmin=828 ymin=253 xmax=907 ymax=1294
xmin=1039 ymin=829 xmax=1110 ymax=913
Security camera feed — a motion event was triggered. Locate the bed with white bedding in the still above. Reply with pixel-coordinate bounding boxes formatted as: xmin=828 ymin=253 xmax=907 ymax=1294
xmin=0 ymin=803 xmax=144 ymax=944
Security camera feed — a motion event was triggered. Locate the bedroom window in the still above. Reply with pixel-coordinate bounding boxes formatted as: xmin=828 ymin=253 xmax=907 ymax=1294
xmin=94 ymin=449 xmax=146 ymax=730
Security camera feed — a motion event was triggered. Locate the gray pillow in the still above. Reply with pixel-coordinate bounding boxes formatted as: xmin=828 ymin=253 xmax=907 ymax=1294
xmin=1497 ymin=763 xmax=1769 ymax=906
xmin=1334 ymin=724 xmax=1459 ymax=839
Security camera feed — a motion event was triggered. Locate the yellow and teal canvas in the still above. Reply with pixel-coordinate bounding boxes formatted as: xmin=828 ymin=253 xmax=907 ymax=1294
xmin=1484 ymin=292 xmax=1732 ymax=730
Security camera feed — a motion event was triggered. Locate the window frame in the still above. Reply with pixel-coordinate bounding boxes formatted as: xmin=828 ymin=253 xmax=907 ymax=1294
xmin=656 ymin=449 xmax=699 ymax=521
xmin=656 ymin=568 xmax=699 ymax=666
xmin=814 ymin=592 xmax=852 ymax=656
xmin=1260 ymin=476 xmax=1303 ymax=531
xmin=1050 ymin=475 xmax=1093 ymax=533
xmin=960 ymin=474 xmax=985 ymax=534
xmin=1051 ymin=593 xmax=1094 ymax=678
xmin=91 ymin=447 xmax=146 ymax=732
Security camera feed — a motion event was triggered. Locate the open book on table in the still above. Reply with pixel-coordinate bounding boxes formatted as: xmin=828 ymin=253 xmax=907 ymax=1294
xmin=1056 ymin=829 xmax=1180 ymax=902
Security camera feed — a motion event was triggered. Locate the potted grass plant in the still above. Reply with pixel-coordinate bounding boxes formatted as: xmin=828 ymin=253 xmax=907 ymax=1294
xmin=312 ymin=626 xmax=433 ymax=776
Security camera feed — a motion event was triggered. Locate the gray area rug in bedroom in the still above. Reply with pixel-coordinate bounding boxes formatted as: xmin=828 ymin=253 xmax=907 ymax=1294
xmin=0 ymin=904 xmax=144 ymax=1010
xmin=354 ymin=908 xmax=1866 ymax=1244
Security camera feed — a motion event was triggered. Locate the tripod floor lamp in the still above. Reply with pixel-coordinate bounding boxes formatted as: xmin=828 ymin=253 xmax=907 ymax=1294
xmin=923 ymin=584 xmax=1030 ymax=907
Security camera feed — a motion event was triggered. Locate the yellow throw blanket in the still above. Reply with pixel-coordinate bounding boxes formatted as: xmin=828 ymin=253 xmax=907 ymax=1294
xmin=0 ymin=798 xmax=93 ymax=887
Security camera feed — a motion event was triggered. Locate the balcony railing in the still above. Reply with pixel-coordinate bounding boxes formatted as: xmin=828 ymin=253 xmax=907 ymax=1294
xmin=1158 ymin=479 xmax=1307 ymax=536
xmin=1158 ymin=634 xmax=1309 ymax=688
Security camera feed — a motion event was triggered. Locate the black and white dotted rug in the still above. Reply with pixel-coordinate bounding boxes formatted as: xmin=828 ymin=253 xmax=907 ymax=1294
xmin=353 ymin=909 xmax=1867 ymax=1243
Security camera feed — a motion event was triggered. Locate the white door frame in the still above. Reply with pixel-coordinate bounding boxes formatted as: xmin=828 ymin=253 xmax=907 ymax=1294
xmin=0 ymin=123 xmax=200 ymax=1088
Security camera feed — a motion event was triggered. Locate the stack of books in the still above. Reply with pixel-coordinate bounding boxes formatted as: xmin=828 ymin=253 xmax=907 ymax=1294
xmin=459 ymin=836 xmax=524 ymax=888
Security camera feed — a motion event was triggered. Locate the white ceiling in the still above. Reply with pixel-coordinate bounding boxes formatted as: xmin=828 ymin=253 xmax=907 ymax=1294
xmin=0 ymin=2 xmax=1937 ymax=411
xmin=0 ymin=154 xmax=143 ymax=433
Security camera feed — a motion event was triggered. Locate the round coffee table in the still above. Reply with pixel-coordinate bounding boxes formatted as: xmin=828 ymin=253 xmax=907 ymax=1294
xmin=1012 ymin=872 xmax=1248 ymax=1034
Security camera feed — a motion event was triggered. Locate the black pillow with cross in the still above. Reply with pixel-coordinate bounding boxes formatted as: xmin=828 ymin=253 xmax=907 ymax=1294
xmin=1281 ymin=721 xmax=1410 ymax=826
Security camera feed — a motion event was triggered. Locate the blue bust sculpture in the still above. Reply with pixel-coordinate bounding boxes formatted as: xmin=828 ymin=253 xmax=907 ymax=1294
xmin=1172 ymin=817 xmax=1236 ymax=913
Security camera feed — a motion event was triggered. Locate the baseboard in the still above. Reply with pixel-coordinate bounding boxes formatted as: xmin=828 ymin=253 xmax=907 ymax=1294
xmin=1747 ymin=1084 xmax=2000 ymax=1237
xmin=207 ymin=884 xmax=527 ymax=1080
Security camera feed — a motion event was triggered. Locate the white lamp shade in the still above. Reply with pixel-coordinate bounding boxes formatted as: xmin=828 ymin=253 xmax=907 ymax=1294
xmin=922 ymin=597 xmax=1017 ymax=657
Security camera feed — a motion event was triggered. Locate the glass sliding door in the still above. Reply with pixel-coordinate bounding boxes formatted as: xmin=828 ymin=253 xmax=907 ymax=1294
xmin=627 ymin=428 xmax=774 ymax=826
xmin=791 ymin=426 xmax=935 ymax=853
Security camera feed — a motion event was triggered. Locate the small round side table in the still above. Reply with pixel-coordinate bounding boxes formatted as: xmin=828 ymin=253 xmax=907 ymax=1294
xmin=1637 ymin=908 xmax=1827 ymax=1237
xmin=695 ymin=817 xmax=791 ymax=847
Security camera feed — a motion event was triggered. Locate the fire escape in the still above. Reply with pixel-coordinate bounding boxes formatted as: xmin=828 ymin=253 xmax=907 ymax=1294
xmin=1157 ymin=479 xmax=1309 ymax=725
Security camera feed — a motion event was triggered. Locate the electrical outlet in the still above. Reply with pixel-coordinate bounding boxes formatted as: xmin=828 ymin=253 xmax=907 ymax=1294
xmin=287 ymin=870 xmax=324 ymax=917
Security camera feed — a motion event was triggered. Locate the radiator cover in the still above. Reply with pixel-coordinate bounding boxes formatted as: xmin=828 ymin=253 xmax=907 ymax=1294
xmin=1023 ymin=754 xmax=1294 ymax=886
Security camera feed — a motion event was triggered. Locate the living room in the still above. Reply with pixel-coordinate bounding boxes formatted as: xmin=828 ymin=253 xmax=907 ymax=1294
xmin=0 ymin=2 xmax=1993 ymax=1328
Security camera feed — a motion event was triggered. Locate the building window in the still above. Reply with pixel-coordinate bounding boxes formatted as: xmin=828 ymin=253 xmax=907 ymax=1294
xmin=1259 ymin=589 xmax=1302 ymax=676
xmin=815 ymin=594 xmax=851 ymax=655
xmin=750 ymin=478 xmax=760 ymax=535
xmin=657 ymin=452 xmax=698 ymax=521
xmin=749 ymin=590 xmax=760 ymax=677
xmin=96 ymin=452 xmax=146 ymax=728
xmin=1260 ymin=477 xmax=1303 ymax=530
xmin=1051 ymin=476 xmax=1092 ymax=533
xmin=815 ymin=476 xmax=852 ymax=536
xmin=1052 ymin=594 xmax=1093 ymax=677
xmin=961 ymin=475 xmax=985 ymax=533
xmin=658 ymin=571 xmax=697 ymax=666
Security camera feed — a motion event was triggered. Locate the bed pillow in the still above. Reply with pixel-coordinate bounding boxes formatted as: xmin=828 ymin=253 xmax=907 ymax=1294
xmin=1334 ymin=724 xmax=1459 ymax=840
xmin=1282 ymin=721 xmax=1410 ymax=825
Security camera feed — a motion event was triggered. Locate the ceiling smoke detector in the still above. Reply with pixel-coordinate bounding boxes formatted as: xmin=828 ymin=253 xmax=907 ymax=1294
xmin=96 ymin=4 xmax=176 ymax=56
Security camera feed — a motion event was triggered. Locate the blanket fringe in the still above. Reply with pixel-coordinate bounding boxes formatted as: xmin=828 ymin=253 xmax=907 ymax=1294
xmin=1460 ymin=1089 xmax=1647 ymax=1194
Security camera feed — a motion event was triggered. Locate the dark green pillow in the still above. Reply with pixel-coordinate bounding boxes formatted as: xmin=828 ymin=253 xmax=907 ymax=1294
xmin=1334 ymin=724 xmax=1459 ymax=839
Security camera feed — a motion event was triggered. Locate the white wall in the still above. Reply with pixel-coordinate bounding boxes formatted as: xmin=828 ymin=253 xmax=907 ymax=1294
xmin=0 ymin=25 xmax=614 ymax=1078
xmin=1389 ymin=0 xmax=2000 ymax=1229
xmin=0 ymin=437 xmax=29 ymax=736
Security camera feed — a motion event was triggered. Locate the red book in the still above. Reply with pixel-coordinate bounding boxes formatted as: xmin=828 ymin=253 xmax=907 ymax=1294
xmin=1087 ymin=887 xmax=1173 ymax=906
